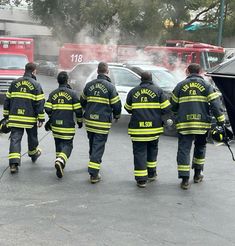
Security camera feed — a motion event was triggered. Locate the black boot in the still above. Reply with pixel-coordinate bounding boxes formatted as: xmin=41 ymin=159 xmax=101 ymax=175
xmin=180 ymin=177 xmax=190 ymax=190
xmin=194 ymin=169 xmax=204 ymax=183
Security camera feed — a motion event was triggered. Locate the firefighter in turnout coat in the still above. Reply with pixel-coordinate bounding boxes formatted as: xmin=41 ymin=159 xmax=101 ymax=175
xmin=3 ymin=63 xmax=45 ymax=174
xmin=44 ymin=72 xmax=83 ymax=178
xmin=124 ymin=71 xmax=171 ymax=188
xmin=170 ymin=63 xmax=225 ymax=190
xmin=80 ymin=62 xmax=122 ymax=183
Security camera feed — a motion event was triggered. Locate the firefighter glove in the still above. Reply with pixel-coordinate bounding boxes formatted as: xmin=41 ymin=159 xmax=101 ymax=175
xmin=44 ymin=120 xmax=51 ymax=131
xmin=78 ymin=122 xmax=83 ymax=128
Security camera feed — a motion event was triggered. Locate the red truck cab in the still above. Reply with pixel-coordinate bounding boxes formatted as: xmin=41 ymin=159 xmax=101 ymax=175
xmin=0 ymin=37 xmax=34 ymax=95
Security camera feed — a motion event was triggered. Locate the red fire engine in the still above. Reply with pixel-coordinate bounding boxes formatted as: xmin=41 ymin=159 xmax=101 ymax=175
xmin=58 ymin=40 xmax=225 ymax=73
xmin=0 ymin=37 xmax=34 ymax=95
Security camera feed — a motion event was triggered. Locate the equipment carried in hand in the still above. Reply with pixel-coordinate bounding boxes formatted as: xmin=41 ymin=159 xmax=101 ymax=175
xmin=0 ymin=118 xmax=11 ymax=134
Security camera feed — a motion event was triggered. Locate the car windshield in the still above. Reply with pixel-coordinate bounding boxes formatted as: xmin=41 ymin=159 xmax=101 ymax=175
xmin=70 ymin=64 xmax=97 ymax=82
xmin=151 ymin=69 xmax=177 ymax=89
xmin=0 ymin=54 xmax=28 ymax=69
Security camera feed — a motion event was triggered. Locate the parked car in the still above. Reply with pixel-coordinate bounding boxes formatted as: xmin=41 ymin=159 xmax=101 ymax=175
xmin=35 ymin=60 xmax=58 ymax=76
xmin=69 ymin=62 xmax=178 ymax=135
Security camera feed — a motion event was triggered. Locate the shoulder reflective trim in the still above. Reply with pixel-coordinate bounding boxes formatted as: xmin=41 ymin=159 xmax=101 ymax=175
xmin=53 ymin=133 xmax=74 ymax=140
xmin=128 ymin=127 xmax=164 ymax=135
xmin=35 ymin=94 xmax=45 ymax=101
xmin=81 ymin=92 xmax=87 ymax=99
xmin=132 ymin=102 xmax=160 ymax=109
xmin=85 ymin=119 xmax=111 ymax=128
xmin=57 ymin=152 xmax=68 ymax=162
xmin=86 ymin=127 xmax=109 ymax=134
xmin=217 ymin=115 xmax=225 ymax=122
xmin=207 ymin=92 xmax=219 ymax=102
xmin=179 ymin=96 xmax=207 ymax=103
xmin=147 ymin=161 xmax=157 ymax=168
xmin=131 ymin=136 xmax=159 ymax=141
xmin=88 ymin=161 xmax=100 ymax=170
xmin=8 ymin=123 xmax=33 ymax=128
xmin=110 ymin=95 xmax=120 ymax=104
xmin=134 ymin=169 xmax=148 ymax=177
xmin=73 ymin=102 xmax=82 ymax=110
xmin=176 ymin=122 xmax=211 ymax=129
xmin=11 ymin=92 xmax=35 ymax=100
xmin=192 ymin=157 xmax=205 ymax=165
xmin=52 ymin=104 xmax=73 ymax=110
xmin=45 ymin=102 xmax=52 ymax=108
xmin=9 ymin=115 xmax=37 ymax=123
xmin=87 ymin=96 xmax=110 ymax=104
xmin=179 ymin=130 xmax=207 ymax=134
xmin=8 ymin=152 xmax=21 ymax=159
xmin=171 ymin=93 xmax=178 ymax=103
xmin=51 ymin=126 xmax=75 ymax=133
xmin=161 ymin=100 xmax=171 ymax=109
xmin=124 ymin=103 xmax=132 ymax=111
xmin=178 ymin=165 xmax=190 ymax=171
xmin=6 ymin=91 xmax=11 ymax=98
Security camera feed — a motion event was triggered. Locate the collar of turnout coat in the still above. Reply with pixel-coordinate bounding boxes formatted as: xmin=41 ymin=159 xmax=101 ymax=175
xmin=97 ymin=73 xmax=111 ymax=82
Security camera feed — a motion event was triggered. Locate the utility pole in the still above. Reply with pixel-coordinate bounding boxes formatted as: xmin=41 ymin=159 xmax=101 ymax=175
xmin=217 ymin=0 xmax=225 ymax=46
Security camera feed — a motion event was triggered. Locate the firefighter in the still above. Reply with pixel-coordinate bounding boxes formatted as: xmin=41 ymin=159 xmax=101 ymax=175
xmin=80 ymin=62 xmax=122 ymax=184
xmin=3 ymin=62 xmax=45 ymax=174
xmin=124 ymin=71 xmax=171 ymax=188
xmin=44 ymin=71 xmax=83 ymax=178
xmin=170 ymin=63 xmax=225 ymax=190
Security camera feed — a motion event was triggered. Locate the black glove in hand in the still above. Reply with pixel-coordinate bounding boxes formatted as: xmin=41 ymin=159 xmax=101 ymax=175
xmin=78 ymin=122 xmax=83 ymax=128
xmin=44 ymin=120 xmax=51 ymax=131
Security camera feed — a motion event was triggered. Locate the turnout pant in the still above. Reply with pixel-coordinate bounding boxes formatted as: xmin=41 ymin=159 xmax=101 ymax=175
xmin=54 ymin=137 xmax=73 ymax=166
xmin=9 ymin=126 xmax=39 ymax=166
xmin=87 ymin=131 xmax=108 ymax=176
xmin=177 ymin=133 xmax=207 ymax=178
xmin=132 ymin=139 xmax=159 ymax=182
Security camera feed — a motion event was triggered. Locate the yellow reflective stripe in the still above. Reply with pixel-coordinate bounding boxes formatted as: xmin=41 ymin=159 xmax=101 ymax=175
xmin=8 ymin=123 xmax=33 ymax=128
xmin=88 ymin=161 xmax=100 ymax=170
xmin=132 ymin=102 xmax=160 ymax=109
xmin=161 ymin=100 xmax=171 ymax=109
xmin=58 ymin=152 xmax=68 ymax=162
xmin=179 ymin=96 xmax=207 ymax=103
xmin=35 ymin=94 xmax=45 ymax=101
xmin=134 ymin=170 xmax=148 ymax=176
xmin=51 ymin=126 xmax=75 ymax=133
xmin=85 ymin=119 xmax=111 ymax=128
xmin=171 ymin=93 xmax=178 ymax=103
xmin=217 ymin=115 xmax=225 ymax=122
xmin=110 ymin=96 xmax=120 ymax=104
xmin=3 ymin=110 xmax=9 ymax=115
xmin=52 ymin=104 xmax=73 ymax=110
xmin=73 ymin=103 xmax=82 ymax=109
xmin=180 ymin=130 xmax=207 ymax=134
xmin=86 ymin=127 xmax=109 ymax=134
xmin=53 ymin=133 xmax=73 ymax=140
xmin=9 ymin=153 xmax=21 ymax=159
xmin=11 ymin=92 xmax=35 ymax=100
xmin=45 ymin=102 xmax=52 ymax=108
xmin=77 ymin=118 xmax=83 ymax=123
xmin=9 ymin=115 xmax=37 ymax=123
xmin=131 ymin=136 xmax=159 ymax=141
xmin=28 ymin=148 xmax=40 ymax=156
xmin=178 ymin=165 xmax=190 ymax=171
xmin=6 ymin=91 xmax=11 ymax=98
xmin=87 ymin=96 xmax=109 ymax=104
xmin=124 ymin=103 xmax=132 ymax=110
xmin=147 ymin=161 xmax=157 ymax=168
xmin=193 ymin=157 xmax=205 ymax=165
xmin=128 ymin=127 xmax=163 ymax=135
xmin=38 ymin=114 xmax=45 ymax=119
xmin=176 ymin=122 xmax=211 ymax=129
xmin=207 ymin=92 xmax=219 ymax=101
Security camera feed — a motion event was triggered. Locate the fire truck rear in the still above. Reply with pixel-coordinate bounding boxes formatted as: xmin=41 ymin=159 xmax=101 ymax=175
xmin=0 ymin=37 xmax=34 ymax=96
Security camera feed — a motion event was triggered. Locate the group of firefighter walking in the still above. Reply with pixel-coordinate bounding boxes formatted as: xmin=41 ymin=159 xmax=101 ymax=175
xmin=2 ymin=61 xmax=225 ymax=190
